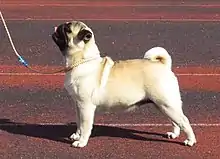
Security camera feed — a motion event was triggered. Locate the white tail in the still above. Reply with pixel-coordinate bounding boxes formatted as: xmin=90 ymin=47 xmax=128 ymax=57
xmin=144 ymin=47 xmax=172 ymax=69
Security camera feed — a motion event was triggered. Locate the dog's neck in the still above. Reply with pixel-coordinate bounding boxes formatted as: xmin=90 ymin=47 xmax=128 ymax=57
xmin=65 ymin=51 xmax=84 ymax=67
xmin=65 ymin=42 xmax=101 ymax=67
xmin=65 ymin=51 xmax=101 ymax=67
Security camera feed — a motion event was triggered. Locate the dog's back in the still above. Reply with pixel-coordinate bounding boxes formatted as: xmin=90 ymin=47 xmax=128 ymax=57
xmin=97 ymin=58 xmax=177 ymax=107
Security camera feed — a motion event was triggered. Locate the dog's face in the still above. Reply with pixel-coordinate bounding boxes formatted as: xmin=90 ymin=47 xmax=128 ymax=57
xmin=52 ymin=21 xmax=94 ymax=56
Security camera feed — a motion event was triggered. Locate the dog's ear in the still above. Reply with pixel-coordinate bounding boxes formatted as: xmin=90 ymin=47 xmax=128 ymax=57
xmin=77 ymin=29 xmax=92 ymax=43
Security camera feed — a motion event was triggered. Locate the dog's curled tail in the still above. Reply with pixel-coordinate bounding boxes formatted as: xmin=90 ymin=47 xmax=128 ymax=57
xmin=144 ymin=47 xmax=172 ymax=69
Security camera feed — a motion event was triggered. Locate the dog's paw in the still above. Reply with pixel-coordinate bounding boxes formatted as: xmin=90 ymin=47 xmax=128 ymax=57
xmin=72 ymin=140 xmax=88 ymax=148
xmin=70 ymin=133 xmax=80 ymax=141
xmin=166 ymin=132 xmax=179 ymax=139
xmin=183 ymin=139 xmax=196 ymax=147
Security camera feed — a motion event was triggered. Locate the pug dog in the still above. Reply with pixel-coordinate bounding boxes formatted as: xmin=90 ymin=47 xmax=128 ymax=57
xmin=52 ymin=21 xmax=196 ymax=148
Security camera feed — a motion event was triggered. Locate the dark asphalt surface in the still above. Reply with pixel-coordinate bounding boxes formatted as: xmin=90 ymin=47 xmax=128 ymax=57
xmin=0 ymin=88 xmax=220 ymax=124
xmin=1 ymin=21 xmax=220 ymax=66
xmin=0 ymin=1 xmax=220 ymax=159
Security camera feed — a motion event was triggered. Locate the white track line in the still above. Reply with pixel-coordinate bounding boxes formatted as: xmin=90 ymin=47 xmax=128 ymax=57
xmin=2 ymin=4 xmax=220 ymax=7
xmin=2 ymin=123 xmax=220 ymax=127
xmin=4 ymin=18 xmax=220 ymax=22
xmin=0 ymin=72 xmax=220 ymax=76
xmin=97 ymin=123 xmax=220 ymax=127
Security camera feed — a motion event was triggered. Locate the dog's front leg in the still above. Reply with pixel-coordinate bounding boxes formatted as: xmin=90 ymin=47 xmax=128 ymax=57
xmin=70 ymin=106 xmax=81 ymax=141
xmin=72 ymin=102 xmax=96 ymax=148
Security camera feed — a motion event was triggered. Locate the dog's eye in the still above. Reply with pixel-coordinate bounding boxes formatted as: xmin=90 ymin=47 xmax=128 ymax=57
xmin=64 ymin=23 xmax=72 ymax=33
xmin=67 ymin=22 xmax=72 ymax=27
xmin=64 ymin=27 xmax=72 ymax=33
xmin=84 ymin=33 xmax=92 ymax=41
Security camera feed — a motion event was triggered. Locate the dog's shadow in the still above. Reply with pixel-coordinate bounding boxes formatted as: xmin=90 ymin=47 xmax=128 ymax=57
xmin=0 ymin=119 xmax=183 ymax=145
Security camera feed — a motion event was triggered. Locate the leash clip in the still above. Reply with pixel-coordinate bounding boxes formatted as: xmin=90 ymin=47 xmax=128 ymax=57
xmin=18 ymin=56 xmax=28 ymax=67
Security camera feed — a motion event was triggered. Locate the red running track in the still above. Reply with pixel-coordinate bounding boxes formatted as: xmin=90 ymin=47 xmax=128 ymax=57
xmin=1 ymin=0 xmax=220 ymax=159
xmin=2 ymin=0 xmax=220 ymax=21
xmin=0 ymin=65 xmax=220 ymax=91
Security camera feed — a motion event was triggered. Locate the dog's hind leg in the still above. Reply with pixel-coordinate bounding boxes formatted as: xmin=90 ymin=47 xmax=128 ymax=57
xmin=167 ymin=121 xmax=180 ymax=139
xmin=158 ymin=101 xmax=196 ymax=146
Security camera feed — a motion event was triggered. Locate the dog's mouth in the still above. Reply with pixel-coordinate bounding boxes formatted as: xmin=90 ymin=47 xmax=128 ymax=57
xmin=52 ymin=22 xmax=72 ymax=52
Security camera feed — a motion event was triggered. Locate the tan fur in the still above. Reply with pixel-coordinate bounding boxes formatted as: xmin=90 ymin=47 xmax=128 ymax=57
xmin=52 ymin=21 xmax=196 ymax=148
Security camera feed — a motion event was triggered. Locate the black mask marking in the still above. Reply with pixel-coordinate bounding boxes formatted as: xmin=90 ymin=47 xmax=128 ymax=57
xmin=52 ymin=23 xmax=71 ymax=52
xmin=77 ymin=29 xmax=92 ymax=43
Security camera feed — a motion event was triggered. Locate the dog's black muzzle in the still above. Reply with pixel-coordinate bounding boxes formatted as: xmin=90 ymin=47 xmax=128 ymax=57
xmin=52 ymin=23 xmax=72 ymax=53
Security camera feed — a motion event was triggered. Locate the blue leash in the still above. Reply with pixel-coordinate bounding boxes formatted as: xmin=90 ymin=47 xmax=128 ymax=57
xmin=18 ymin=56 xmax=28 ymax=67
xmin=0 ymin=11 xmax=67 ymax=74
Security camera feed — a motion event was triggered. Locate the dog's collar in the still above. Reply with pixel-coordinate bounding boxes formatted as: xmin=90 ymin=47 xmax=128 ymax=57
xmin=64 ymin=55 xmax=102 ymax=73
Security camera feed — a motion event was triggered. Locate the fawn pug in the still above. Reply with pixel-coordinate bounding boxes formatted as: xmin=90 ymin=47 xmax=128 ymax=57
xmin=52 ymin=21 xmax=196 ymax=148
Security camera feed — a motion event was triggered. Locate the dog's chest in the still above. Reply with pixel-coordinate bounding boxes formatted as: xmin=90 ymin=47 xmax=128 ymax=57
xmin=64 ymin=72 xmax=98 ymax=100
xmin=64 ymin=77 xmax=79 ymax=97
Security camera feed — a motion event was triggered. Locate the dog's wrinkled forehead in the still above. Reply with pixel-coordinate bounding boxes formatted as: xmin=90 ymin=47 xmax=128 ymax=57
xmin=68 ymin=21 xmax=91 ymax=36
